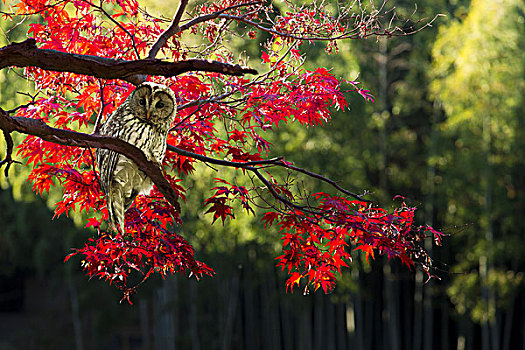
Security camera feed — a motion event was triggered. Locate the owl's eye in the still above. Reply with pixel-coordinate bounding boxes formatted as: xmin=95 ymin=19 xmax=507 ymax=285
xmin=156 ymin=101 xmax=165 ymax=109
xmin=139 ymin=98 xmax=146 ymax=106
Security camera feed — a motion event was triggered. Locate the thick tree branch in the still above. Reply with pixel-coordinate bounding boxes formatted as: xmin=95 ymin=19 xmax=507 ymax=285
xmin=0 ymin=39 xmax=257 ymax=85
xmin=0 ymin=108 xmax=180 ymax=211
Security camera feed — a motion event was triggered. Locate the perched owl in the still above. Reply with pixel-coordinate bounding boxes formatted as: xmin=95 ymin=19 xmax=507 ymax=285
xmin=96 ymin=82 xmax=177 ymax=233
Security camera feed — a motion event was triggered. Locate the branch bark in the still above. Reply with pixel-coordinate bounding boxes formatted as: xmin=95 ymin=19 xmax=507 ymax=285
xmin=147 ymin=1 xmax=263 ymax=59
xmin=0 ymin=130 xmax=21 ymax=177
xmin=0 ymin=39 xmax=257 ymax=85
xmin=0 ymin=108 xmax=180 ymax=212
xmin=166 ymin=145 xmax=368 ymax=202
xmin=147 ymin=0 xmax=189 ymax=59
xmin=0 ymin=104 xmax=368 ymax=226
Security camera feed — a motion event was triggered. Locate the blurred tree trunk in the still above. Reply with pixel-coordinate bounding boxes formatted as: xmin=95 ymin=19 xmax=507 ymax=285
xmin=298 ymin=297 xmax=312 ymax=350
xmin=345 ymin=300 xmax=356 ymax=348
xmin=221 ymin=274 xmax=239 ymax=350
xmin=376 ymin=37 xmax=389 ymax=200
xmin=501 ymin=300 xmax=514 ymax=350
xmin=335 ymin=303 xmax=347 ymax=350
xmin=140 ymin=300 xmax=151 ymax=350
xmin=325 ymin=296 xmax=336 ymax=350
xmin=522 ymin=298 xmax=525 ymax=350
xmin=413 ymin=269 xmax=423 ymax=350
xmin=480 ymin=112 xmax=495 ymax=350
xmin=424 ymin=111 xmax=439 ymax=350
xmin=280 ymin=294 xmax=294 ymax=350
xmin=261 ymin=271 xmax=272 ymax=349
xmin=373 ymin=267 xmax=384 ymax=350
xmin=189 ymin=282 xmax=201 ymax=350
xmin=243 ymin=265 xmax=257 ymax=349
xmin=154 ymin=279 xmax=176 ymax=350
xmin=352 ymin=266 xmax=364 ymax=350
xmin=441 ymin=298 xmax=450 ymax=350
xmin=384 ymin=264 xmax=400 ymax=350
xmin=314 ymin=293 xmax=324 ymax=350
xmin=67 ymin=271 xmax=84 ymax=350
xmin=264 ymin=270 xmax=281 ymax=349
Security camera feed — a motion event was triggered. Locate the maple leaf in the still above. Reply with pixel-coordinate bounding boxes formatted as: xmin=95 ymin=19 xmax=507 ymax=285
xmin=262 ymin=211 xmax=279 ymax=228
xmin=286 ymin=272 xmax=303 ymax=293
xmin=85 ymin=217 xmax=101 ymax=229
xmin=354 ymin=244 xmax=375 ymax=264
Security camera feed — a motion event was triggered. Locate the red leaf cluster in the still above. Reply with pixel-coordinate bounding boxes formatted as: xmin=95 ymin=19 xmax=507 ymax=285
xmin=272 ymin=194 xmax=442 ymax=293
xmin=5 ymin=0 xmax=445 ymax=300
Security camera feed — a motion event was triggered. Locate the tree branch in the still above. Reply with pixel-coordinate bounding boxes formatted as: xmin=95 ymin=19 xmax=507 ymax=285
xmin=166 ymin=145 xmax=368 ymax=202
xmin=92 ymin=79 xmax=107 ymax=135
xmin=214 ymin=12 xmax=444 ymax=41
xmin=0 ymin=108 xmax=180 ymax=212
xmin=178 ymin=2 xmax=262 ymax=33
xmin=147 ymin=1 xmax=263 ymax=59
xmin=0 ymin=130 xmax=21 ymax=177
xmin=0 ymin=39 xmax=258 ymax=85
xmin=147 ymin=0 xmax=189 ymax=59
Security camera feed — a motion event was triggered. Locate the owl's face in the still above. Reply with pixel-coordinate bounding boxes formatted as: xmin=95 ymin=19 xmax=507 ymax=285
xmin=129 ymin=82 xmax=176 ymax=128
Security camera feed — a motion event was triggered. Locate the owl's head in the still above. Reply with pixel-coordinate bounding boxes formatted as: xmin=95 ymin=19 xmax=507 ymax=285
xmin=129 ymin=82 xmax=177 ymax=129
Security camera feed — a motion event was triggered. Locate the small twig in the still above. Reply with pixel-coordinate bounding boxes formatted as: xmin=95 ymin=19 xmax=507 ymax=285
xmin=169 ymin=102 xmax=205 ymax=132
xmin=138 ymin=7 xmax=172 ymax=23
xmin=6 ymin=101 xmax=35 ymax=114
xmin=92 ymin=79 xmax=108 ymax=134
xmin=0 ymin=22 xmax=10 ymax=43
xmin=81 ymin=0 xmax=140 ymax=59
xmin=148 ymin=1 xmax=263 ymax=59
xmin=167 ymin=145 xmax=368 ymax=203
xmin=6 ymin=91 xmax=41 ymax=114
xmin=251 ymin=167 xmax=303 ymax=211
xmin=280 ymin=161 xmax=367 ymax=201
xmin=147 ymin=0 xmax=189 ymax=59
xmin=87 ymin=148 xmax=101 ymax=185
xmin=198 ymin=17 xmax=233 ymax=58
xmin=178 ymin=2 xmax=263 ymax=33
xmin=0 ymin=130 xmax=22 ymax=177
xmin=202 ymin=161 xmax=218 ymax=172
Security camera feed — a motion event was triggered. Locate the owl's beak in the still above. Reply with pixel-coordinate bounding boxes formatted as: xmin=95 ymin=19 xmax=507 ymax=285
xmin=146 ymin=108 xmax=151 ymax=120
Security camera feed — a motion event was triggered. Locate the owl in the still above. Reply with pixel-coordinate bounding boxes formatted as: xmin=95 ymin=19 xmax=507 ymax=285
xmin=96 ymin=82 xmax=177 ymax=233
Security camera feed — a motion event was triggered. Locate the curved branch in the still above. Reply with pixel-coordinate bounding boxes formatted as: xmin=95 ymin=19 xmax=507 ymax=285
xmin=0 ymin=39 xmax=258 ymax=85
xmin=0 ymin=130 xmax=21 ymax=177
xmin=147 ymin=0 xmax=189 ymax=59
xmin=0 ymin=108 xmax=180 ymax=212
xmin=166 ymin=145 xmax=368 ymax=202
xmin=148 ymin=1 xmax=263 ymax=59
xmin=178 ymin=2 xmax=263 ymax=33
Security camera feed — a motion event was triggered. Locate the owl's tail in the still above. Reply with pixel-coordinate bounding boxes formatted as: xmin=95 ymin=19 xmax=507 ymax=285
xmin=108 ymin=187 xmax=126 ymax=233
